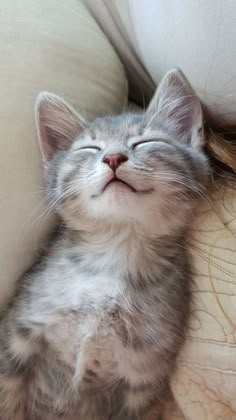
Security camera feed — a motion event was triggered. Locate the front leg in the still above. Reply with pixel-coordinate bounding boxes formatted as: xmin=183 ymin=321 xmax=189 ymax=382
xmin=117 ymin=382 xmax=164 ymax=420
xmin=0 ymin=312 xmax=36 ymax=419
xmin=0 ymin=375 xmax=26 ymax=420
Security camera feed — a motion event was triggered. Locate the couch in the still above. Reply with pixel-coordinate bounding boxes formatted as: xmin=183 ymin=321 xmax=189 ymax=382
xmin=1 ymin=1 xmax=236 ymax=418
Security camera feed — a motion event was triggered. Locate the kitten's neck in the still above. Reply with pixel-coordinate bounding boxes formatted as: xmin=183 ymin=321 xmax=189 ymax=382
xmin=66 ymin=222 xmax=184 ymax=277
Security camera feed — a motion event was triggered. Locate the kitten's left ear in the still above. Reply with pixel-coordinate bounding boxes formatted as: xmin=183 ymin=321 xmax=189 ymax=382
xmin=146 ymin=69 xmax=204 ymax=149
xmin=35 ymin=92 xmax=86 ymax=165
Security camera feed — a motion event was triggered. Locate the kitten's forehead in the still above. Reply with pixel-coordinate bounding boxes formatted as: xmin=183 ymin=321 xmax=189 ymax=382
xmin=88 ymin=113 xmax=145 ymax=145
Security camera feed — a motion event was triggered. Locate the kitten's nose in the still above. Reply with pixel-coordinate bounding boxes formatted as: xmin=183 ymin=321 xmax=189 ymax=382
xmin=103 ymin=153 xmax=128 ymax=171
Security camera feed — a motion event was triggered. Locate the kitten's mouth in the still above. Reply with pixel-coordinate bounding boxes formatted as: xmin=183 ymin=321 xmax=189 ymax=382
xmin=102 ymin=176 xmax=154 ymax=195
xmin=103 ymin=176 xmax=137 ymax=193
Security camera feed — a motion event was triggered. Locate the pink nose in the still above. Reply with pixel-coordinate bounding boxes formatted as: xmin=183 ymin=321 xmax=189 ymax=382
xmin=103 ymin=153 xmax=128 ymax=171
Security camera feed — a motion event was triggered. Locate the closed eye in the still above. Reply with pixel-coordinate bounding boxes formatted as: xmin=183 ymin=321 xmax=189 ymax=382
xmin=132 ymin=139 xmax=161 ymax=149
xmin=74 ymin=146 xmax=101 ymax=153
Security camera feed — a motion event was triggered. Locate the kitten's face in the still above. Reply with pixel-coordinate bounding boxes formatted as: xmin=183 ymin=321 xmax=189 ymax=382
xmin=35 ymin=69 xmax=209 ymax=233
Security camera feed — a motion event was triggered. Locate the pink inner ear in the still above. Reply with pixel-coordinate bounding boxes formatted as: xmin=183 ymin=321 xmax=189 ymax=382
xmin=37 ymin=118 xmax=56 ymax=161
xmin=42 ymin=126 xmax=70 ymax=160
xmin=35 ymin=92 xmax=85 ymax=162
xmin=146 ymin=69 xmax=203 ymax=146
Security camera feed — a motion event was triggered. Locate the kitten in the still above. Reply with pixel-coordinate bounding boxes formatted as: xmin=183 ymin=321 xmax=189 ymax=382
xmin=0 ymin=69 xmax=209 ymax=420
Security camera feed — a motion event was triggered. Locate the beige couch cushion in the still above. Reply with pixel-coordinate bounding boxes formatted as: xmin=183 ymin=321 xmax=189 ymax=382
xmin=0 ymin=0 xmax=127 ymax=308
xmin=129 ymin=0 xmax=236 ymax=125
xmin=167 ymin=186 xmax=236 ymax=419
xmin=92 ymin=0 xmax=236 ymax=125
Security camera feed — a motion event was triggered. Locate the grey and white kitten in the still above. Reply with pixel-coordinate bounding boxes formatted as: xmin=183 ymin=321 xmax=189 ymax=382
xmin=0 ymin=69 xmax=209 ymax=420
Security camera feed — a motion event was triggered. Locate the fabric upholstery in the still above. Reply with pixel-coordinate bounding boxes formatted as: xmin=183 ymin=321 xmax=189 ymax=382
xmin=83 ymin=0 xmax=155 ymax=105
xmin=168 ymin=186 xmax=236 ymax=419
xmin=117 ymin=0 xmax=236 ymax=126
xmin=0 ymin=0 xmax=127 ymax=308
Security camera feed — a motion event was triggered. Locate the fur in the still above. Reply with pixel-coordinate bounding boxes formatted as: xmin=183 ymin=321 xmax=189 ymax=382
xmin=0 ymin=69 xmax=209 ymax=419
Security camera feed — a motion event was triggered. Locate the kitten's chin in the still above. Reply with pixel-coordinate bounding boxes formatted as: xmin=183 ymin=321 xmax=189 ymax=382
xmin=84 ymin=189 xmax=159 ymax=227
xmin=60 ymin=186 xmax=193 ymax=234
xmin=62 ymin=195 xmax=193 ymax=237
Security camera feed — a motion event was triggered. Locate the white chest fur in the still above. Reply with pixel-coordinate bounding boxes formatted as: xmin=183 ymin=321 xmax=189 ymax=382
xmin=43 ymin=272 xmax=132 ymax=386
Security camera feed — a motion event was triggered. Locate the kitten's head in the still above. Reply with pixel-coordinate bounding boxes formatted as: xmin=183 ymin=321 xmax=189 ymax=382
xmin=35 ymin=69 xmax=209 ymax=235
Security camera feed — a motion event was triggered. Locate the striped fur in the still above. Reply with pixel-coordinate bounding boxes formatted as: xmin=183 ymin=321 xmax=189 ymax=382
xmin=0 ymin=69 xmax=209 ymax=419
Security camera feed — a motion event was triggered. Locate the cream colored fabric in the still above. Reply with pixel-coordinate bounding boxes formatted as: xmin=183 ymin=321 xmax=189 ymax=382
xmin=125 ymin=0 xmax=236 ymax=126
xmin=83 ymin=0 xmax=155 ymax=104
xmin=167 ymin=187 xmax=236 ymax=419
xmin=0 ymin=0 xmax=127 ymax=308
xmin=90 ymin=0 xmax=236 ymax=126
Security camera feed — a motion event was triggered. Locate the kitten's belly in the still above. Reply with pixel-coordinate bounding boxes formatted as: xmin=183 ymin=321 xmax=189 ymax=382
xmin=43 ymin=291 xmax=156 ymax=393
xmin=29 ymin=305 xmax=127 ymax=418
xmin=26 ymin=270 xmax=179 ymax=418
xmin=45 ymin=304 xmax=131 ymax=387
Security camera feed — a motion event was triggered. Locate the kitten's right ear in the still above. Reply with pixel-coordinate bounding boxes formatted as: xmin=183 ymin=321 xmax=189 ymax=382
xmin=35 ymin=92 xmax=86 ymax=165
